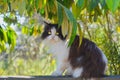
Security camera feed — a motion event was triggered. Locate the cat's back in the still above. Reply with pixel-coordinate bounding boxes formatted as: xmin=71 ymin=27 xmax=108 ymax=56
xmin=68 ymin=35 xmax=107 ymax=78
xmin=69 ymin=35 xmax=97 ymax=59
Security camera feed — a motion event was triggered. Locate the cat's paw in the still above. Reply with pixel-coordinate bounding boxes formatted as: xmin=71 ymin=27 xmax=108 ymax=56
xmin=65 ymin=71 xmax=72 ymax=76
xmin=51 ymin=71 xmax=62 ymax=76
xmin=72 ymin=68 xmax=83 ymax=78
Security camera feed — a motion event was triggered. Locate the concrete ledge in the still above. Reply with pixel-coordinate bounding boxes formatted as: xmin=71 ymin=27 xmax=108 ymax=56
xmin=0 ymin=76 xmax=120 ymax=80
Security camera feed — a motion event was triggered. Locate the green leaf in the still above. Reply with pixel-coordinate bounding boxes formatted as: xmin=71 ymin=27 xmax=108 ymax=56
xmin=11 ymin=0 xmax=18 ymax=11
xmin=68 ymin=20 xmax=77 ymax=46
xmin=7 ymin=27 xmax=16 ymax=51
xmin=35 ymin=0 xmax=40 ymax=9
xmin=57 ymin=0 xmax=73 ymax=8
xmin=63 ymin=8 xmax=77 ymax=46
xmin=3 ymin=30 xmax=7 ymax=42
xmin=106 ymin=0 xmax=120 ymax=12
xmin=100 ymin=0 xmax=106 ymax=8
xmin=57 ymin=2 xmax=63 ymax=27
xmin=88 ymin=0 xmax=100 ymax=11
xmin=22 ymin=26 xmax=28 ymax=34
xmin=64 ymin=7 xmax=74 ymax=21
xmin=0 ymin=28 xmax=4 ymax=41
xmin=72 ymin=2 xmax=81 ymax=19
xmin=57 ymin=2 xmax=77 ymax=46
xmin=18 ymin=0 xmax=26 ymax=16
xmin=7 ymin=30 xmax=11 ymax=45
xmin=78 ymin=23 xmax=83 ymax=46
xmin=7 ymin=0 xmax=11 ymax=11
xmin=30 ymin=26 xmax=34 ymax=36
xmin=61 ymin=14 xmax=68 ymax=37
xmin=75 ymin=0 xmax=85 ymax=9
xmin=0 ymin=40 xmax=6 ymax=53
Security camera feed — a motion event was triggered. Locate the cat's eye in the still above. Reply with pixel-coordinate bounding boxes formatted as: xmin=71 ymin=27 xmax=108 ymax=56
xmin=48 ymin=31 xmax=51 ymax=34
xmin=56 ymin=32 xmax=59 ymax=35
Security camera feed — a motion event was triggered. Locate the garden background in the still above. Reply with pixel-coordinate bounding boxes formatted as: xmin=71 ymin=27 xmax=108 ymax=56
xmin=0 ymin=0 xmax=120 ymax=76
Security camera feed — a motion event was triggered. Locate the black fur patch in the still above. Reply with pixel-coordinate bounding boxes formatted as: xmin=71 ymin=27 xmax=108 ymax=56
xmin=69 ymin=35 xmax=107 ymax=78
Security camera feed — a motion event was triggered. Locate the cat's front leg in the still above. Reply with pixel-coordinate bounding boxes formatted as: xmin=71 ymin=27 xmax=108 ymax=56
xmin=65 ymin=66 xmax=73 ymax=76
xmin=52 ymin=70 xmax=63 ymax=76
xmin=52 ymin=60 xmax=67 ymax=76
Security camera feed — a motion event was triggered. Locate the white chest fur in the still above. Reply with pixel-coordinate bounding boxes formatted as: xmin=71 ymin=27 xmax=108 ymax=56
xmin=47 ymin=41 xmax=69 ymax=60
xmin=43 ymin=40 xmax=70 ymax=76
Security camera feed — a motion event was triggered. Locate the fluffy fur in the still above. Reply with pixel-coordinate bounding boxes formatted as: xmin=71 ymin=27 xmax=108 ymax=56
xmin=41 ymin=22 xmax=108 ymax=78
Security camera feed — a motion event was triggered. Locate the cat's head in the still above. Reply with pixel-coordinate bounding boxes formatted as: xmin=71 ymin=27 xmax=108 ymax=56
xmin=41 ymin=22 xmax=66 ymax=43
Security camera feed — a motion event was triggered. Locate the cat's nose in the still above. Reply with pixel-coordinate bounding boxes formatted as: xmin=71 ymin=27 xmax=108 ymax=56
xmin=52 ymin=36 xmax=55 ymax=39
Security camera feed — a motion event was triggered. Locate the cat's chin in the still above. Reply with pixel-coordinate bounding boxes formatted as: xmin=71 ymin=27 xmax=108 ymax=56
xmin=49 ymin=39 xmax=59 ymax=43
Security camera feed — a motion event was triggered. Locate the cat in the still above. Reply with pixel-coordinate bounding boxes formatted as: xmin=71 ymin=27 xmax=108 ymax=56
xmin=41 ymin=22 xmax=108 ymax=78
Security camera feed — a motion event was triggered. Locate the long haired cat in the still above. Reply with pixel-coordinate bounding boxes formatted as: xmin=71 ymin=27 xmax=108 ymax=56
xmin=41 ymin=22 xmax=107 ymax=78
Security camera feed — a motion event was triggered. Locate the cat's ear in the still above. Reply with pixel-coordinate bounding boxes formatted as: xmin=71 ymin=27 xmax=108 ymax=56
xmin=44 ymin=21 xmax=50 ymax=26
xmin=43 ymin=21 xmax=50 ymax=29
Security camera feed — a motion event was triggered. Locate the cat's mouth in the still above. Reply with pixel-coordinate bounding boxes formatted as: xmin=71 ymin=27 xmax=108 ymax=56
xmin=49 ymin=38 xmax=59 ymax=43
xmin=50 ymin=38 xmax=58 ymax=43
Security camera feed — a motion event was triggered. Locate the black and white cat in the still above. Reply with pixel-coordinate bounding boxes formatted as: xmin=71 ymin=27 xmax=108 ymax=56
xmin=41 ymin=22 xmax=107 ymax=78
